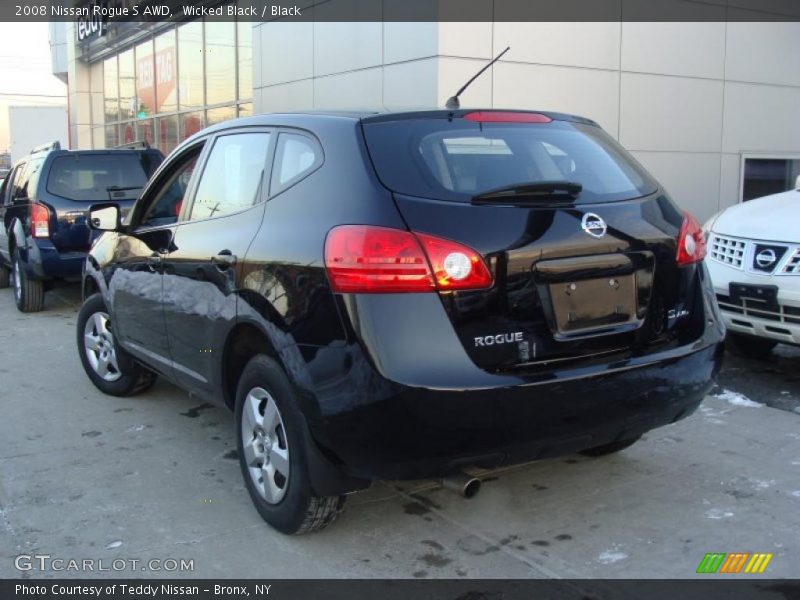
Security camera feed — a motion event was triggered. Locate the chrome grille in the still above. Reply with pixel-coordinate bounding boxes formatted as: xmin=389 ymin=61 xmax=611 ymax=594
xmin=709 ymin=235 xmax=746 ymax=269
xmin=784 ymin=248 xmax=800 ymax=274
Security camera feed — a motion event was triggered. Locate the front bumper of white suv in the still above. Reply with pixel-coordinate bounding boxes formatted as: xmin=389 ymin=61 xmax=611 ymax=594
xmin=706 ymin=232 xmax=800 ymax=345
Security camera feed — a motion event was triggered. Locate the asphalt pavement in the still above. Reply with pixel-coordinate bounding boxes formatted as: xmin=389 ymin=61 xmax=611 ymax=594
xmin=0 ymin=284 xmax=798 ymax=579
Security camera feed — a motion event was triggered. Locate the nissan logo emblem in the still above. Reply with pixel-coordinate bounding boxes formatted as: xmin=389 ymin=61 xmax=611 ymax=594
xmin=581 ymin=213 xmax=607 ymax=238
xmin=755 ymin=248 xmax=777 ymax=268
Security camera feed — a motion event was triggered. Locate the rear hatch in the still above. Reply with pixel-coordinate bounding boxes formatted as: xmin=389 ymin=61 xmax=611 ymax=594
xmin=45 ymin=151 xmax=161 ymax=251
xmin=360 ymin=110 xmax=706 ymax=373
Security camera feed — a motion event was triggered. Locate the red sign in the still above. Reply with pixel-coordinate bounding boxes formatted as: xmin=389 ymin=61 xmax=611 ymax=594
xmin=137 ymin=46 xmax=176 ymax=116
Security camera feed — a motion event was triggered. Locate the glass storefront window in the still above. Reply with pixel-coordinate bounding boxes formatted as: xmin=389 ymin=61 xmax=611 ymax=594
xmin=103 ymin=57 xmax=118 ymax=123
xmin=156 ymin=115 xmax=179 ymax=155
xmin=120 ymin=122 xmax=136 ymax=146
xmin=155 ymin=30 xmax=177 ymax=115
xmin=136 ymin=39 xmax=156 ymax=120
xmin=136 ymin=119 xmax=155 ymax=146
xmin=205 ymin=22 xmax=236 ymax=106
xmin=104 ymin=124 xmax=119 ymax=149
xmin=180 ymin=111 xmax=205 ymax=141
xmin=207 ymin=106 xmax=237 ymax=126
xmin=118 ymin=49 xmax=135 ymax=122
xmin=178 ymin=22 xmax=204 ymax=110
xmin=237 ymin=21 xmax=252 ymax=102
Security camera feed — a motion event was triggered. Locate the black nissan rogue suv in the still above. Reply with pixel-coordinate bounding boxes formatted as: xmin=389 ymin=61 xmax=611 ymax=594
xmin=77 ymin=110 xmax=725 ymax=534
xmin=0 ymin=142 xmax=162 ymax=311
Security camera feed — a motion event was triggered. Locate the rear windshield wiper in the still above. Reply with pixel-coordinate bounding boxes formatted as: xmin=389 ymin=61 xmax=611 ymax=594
xmin=471 ymin=181 xmax=583 ymax=205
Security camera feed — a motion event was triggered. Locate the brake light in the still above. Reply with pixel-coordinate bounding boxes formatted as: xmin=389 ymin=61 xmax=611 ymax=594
xmin=676 ymin=211 xmax=706 ymax=266
xmin=463 ymin=111 xmax=552 ymax=124
xmin=31 ymin=203 xmax=50 ymax=238
xmin=324 ymin=225 xmax=493 ymax=293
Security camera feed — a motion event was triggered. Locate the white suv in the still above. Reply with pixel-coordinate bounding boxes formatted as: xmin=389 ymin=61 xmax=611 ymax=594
xmin=704 ymin=177 xmax=800 ymax=357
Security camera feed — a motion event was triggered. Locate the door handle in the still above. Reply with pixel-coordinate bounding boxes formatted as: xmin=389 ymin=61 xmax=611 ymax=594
xmin=212 ymin=251 xmax=237 ymax=268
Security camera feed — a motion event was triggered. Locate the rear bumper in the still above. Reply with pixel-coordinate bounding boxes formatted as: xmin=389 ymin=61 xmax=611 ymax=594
xmin=19 ymin=238 xmax=86 ymax=282
xmin=314 ymin=342 xmax=722 ymax=481
xmin=303 ymin=278 xmax=725 ymax=482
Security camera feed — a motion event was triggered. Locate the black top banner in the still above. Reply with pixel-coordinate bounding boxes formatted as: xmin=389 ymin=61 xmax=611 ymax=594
xmin=3 ymin=579 xmax=800 ymax=600
xmin=6 ymin=0 xmax=800 ymax=23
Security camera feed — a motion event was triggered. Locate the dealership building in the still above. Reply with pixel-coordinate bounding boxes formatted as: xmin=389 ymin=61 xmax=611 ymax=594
xmin=50 ymin=7 xmax=800 ymax=221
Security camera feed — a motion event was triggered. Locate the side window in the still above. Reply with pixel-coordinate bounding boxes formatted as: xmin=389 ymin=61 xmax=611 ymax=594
xmin=189 ymin=132 xmax=271 ymax=222
xmin=10 ymin=162 xmax=29 ymax=202
xmin=23 ymin=159 xmax=45 ymax=200
xmin=271 ymin=132 xmax=322 ymax=194
xmin=139 ymin=146 xmax=203 ymax=228
xmin=1 ymin=166 xmax=21 ymax=205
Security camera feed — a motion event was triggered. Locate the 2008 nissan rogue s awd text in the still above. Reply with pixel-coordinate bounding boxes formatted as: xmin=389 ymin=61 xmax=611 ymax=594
xmin=77 ymin=109 xmax=725 ymax=534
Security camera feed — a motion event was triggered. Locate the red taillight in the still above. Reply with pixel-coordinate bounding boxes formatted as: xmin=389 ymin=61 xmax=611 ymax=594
xmin=324 ymin=225 xmax=493 ymax=293
xmin=463 ymin=111 xmax=552 ymax=124
xmin=31 ymin=203 xmax=50 ymax=238
xmin=676 ymin=211 xmax=706 ymax=266
xmin=415 ymin=232 xmax=493 ymax=290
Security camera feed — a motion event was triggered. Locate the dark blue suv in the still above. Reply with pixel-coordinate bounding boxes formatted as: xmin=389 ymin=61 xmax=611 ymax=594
xmin=0 ymin=142 xmax=162 ymax=311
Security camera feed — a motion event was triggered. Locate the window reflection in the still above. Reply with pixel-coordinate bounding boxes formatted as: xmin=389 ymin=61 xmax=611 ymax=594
xmin=205 ymin=22 xmax=236 ymax=106
xmin=207 ymin=106 xmax=237 ymax=126
xmin=178 ymin=22 xmax=204 ymax=110
xmin=118 ymin=48 xmax=135 ymax=121
xmin=156 ymin=116 xmax=179 ymax=155
xmin=103 ymin=57 xmax=118 ymax=123
xmin=180 ymin=112 xmax=205 ymax=141
xmin=155 ymin=30 xmax=177 ymax=114
xmin=237 ymin=21 xmax=252 ymax=103
xmin=135 ymin=40 xmax=155 ymax=119
xmin=104 ymin=124 xmax=119 ymax=149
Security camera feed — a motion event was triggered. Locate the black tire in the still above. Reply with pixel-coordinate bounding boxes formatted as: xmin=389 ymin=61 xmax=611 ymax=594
xmin=76 ymin=293 xmax=156 ymax=396
xmin=726 ymin=333 xmax=777 ymax=359
xmin=235 ymin=354 xmax=345 ymax=534
xmin=12 ymin=250 xmax=44 ymax=312
xmin=580 ymin=435 xmax=641 ymax=457
xmin=0 ymin=265 xmax=9 ymax=289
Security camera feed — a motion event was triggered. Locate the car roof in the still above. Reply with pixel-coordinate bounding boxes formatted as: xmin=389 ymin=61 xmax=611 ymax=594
xmin=180 ymin=108 xmax=599 ymax=150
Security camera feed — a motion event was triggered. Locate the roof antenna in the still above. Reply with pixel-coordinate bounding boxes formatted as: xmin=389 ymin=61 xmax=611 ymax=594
xmin=445 ymin=46 xmax=510 ymax=110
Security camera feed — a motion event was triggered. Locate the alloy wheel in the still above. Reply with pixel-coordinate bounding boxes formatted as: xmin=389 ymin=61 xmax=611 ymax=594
xmin=83 ymin=311 xmax=122 ymax=382
xmin=241 ymin=386 xmax=290 ymax=504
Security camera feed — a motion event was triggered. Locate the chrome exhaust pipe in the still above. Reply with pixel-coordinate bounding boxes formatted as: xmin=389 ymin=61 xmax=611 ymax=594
xmin=440 ymin=471 xmax=482 ymax=499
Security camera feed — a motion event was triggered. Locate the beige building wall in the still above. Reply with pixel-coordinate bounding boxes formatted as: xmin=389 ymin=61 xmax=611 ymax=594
xmin=253 ymin=20 xmax=800 ymax=222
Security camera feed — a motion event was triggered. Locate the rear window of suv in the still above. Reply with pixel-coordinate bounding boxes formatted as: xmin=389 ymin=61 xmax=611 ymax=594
xmin=361 ymin=116 xmax=658 ymax=204
xmin=47 ymin=153 xmax=160 ymax=201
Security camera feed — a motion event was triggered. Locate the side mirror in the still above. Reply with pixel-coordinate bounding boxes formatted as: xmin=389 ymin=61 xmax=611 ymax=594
xmin=89 ymin=204 xmax=121 ymax=231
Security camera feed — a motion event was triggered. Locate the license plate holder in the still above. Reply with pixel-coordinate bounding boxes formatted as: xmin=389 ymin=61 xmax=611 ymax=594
xmin=728 ymin=282 xmax=779 ymax=311
xmin=548 ymin=274 xmax=638 ymax=336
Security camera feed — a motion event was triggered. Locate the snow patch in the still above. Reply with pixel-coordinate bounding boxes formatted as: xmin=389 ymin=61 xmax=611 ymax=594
xmin=598 ymin=549 xmax=628 ymax=564
xmin=791 ymin=491 xmax=800 ymax=498
xmin=713 ymin=389 xmax=763 ymax=408
xmin=105 ymin=540 xmax=122 ymax=550
xmin=706 ymin=508 xmax=734 ymax=520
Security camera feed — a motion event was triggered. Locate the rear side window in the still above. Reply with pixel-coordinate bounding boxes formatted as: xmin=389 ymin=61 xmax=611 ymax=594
xmin=47 ymin=154 xmax=158 ymax=201
xmin=189 ymin=132 xmax=271 ymax=221
xmin=362 ymin=118 xmax=658 ymax=204
xmin=270 ymin=132 xmax=322 ymax=194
